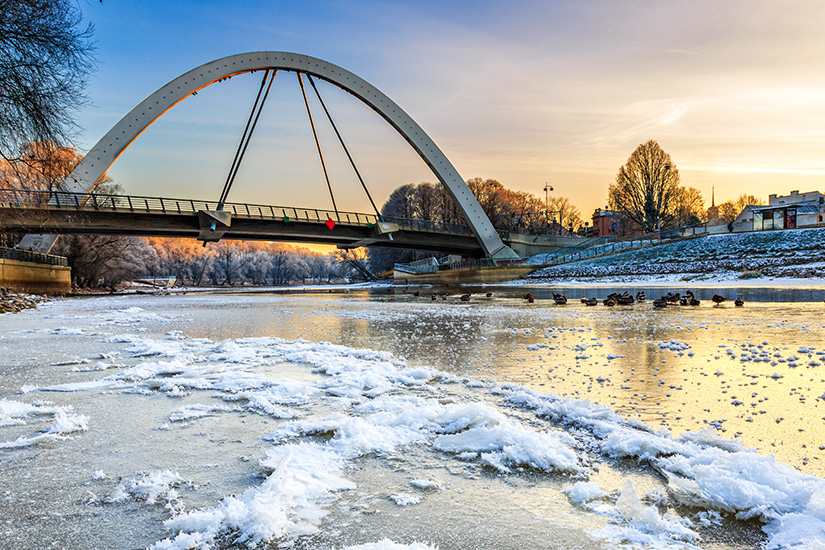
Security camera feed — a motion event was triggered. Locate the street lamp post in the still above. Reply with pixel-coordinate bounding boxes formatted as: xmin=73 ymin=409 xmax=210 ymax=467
xmin=659 ymin=164 xmax=670 ymax=241
xmin=544 ymin=183 xmax=553 ymax=235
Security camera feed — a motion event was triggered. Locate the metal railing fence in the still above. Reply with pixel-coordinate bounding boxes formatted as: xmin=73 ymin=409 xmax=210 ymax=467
xmin=0 ymin=246 xmax=68 ymax=267
xmin=0 ymin=188 xmax=474 ymax=236
xmin=540 ymin=229 xmax=686 ymax=266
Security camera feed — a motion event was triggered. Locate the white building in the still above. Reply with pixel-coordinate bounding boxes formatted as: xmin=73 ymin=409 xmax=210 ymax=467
xmin=769 ymin=189 xmax=825 ymax=206
xmin=735 ymin=190 xmax=825 ymax=231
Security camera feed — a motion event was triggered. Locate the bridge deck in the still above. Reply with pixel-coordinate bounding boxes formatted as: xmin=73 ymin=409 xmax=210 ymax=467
xmin=0 ymin=189 xmax=485 ymax=255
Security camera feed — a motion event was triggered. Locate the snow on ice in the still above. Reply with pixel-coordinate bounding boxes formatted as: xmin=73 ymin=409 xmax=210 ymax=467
xmin=0 ymin=399 xmax=88 ymax=448
xmin=5 ymin=302 xmax=825 ymax=549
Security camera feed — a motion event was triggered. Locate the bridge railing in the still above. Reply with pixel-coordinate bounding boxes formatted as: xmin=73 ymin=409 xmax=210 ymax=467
xmin=0 ymin=187 xmax=382 ymax=225
xmin=0 ymin=245 xmax=69 ymax=267
xmin=382 ymin=216 xmax=475 ymax=236
xmin=539 ymin=229 xmax=688 ymax=266
xmin=0 ymin=188 xmax=478 ymax=236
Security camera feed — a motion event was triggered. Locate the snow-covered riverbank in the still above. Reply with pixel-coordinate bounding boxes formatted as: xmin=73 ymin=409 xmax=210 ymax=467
xmin=525 ymin=227 xmax=825 ymax=287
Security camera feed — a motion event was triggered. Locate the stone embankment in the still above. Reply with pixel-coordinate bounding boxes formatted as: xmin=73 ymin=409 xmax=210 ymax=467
xmin=0 ymin=287 xmax=48 ymax=314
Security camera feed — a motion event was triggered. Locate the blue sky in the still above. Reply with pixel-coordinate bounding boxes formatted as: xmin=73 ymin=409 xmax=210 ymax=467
xmin=74 ymin=0 xmax=825 ymax=217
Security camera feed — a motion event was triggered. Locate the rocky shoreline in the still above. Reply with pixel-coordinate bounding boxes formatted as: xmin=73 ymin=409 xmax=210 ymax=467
xmin=0 ymin=288 xmax=49 ymax=314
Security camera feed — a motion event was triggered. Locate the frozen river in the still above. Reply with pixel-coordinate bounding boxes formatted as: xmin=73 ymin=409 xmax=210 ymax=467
xmin=1 ymin=289 xmax=824 ymax=549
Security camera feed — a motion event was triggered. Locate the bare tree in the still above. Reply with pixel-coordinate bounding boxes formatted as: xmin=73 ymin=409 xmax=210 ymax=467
xmin=0 ymin=0 xmax=95 ymax=160
xmin=0 ymin=141 xmax=83 ymax=191
xmin=414 ymin=182 xmax=441 ymax=221
xmin=548 ymin=196 xmax=583 ymax=231
xmin=718 ymin=193 xmax=765 ymax=223
xmin=53 ymin=234 xmax=149 ymax=289
xmin=466 ymin=178 xmax=507 ymax=220
xmin=608 ymin=140 xmax=681 ymax=233
xmin=336 ymin=248 xmax=374 ymax=282
xmin=370 ymin=182 xmax=441 ymax=273
xmin=672 ymin=186 xmax=706 ymax=227
xmin=381 ymin=184 xmax=418 ymax=220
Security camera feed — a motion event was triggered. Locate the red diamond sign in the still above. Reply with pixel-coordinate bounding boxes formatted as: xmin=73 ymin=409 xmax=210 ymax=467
xmin=325 ymin=218 xmax=336 ymax=230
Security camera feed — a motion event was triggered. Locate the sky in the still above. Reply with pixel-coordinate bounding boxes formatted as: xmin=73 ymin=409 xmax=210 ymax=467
xmin=70 ymin=0 xmax=825 ymax=221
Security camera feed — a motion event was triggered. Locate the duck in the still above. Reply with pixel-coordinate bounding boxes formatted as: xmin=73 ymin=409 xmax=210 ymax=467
xmin=664 ymin=292 xmax=681 ymax=304
xmin=636 ymin=291 xmax=646 ymax=302
xmin=580 ymin=297 xmax=588 ymax=304
xmin=712 ymin=294 xmax=727 ymax=305
xmin=413 ymin=290 xmax=420 ymax=297
xmin=524 ymin=293 xmax=534 ymax=303
xmin=682 ymin=290 xmax=699 ymax=306
xmin=617 ymin=292 xmax=634 ymax=305
xmin=734 ymin=297 xmax=744 ymax=307
xmin=604 ymin=295 xmax=617 ymax=307
xmin=486 ymin=292 xmax=493 ymax=298
xmin=460 ymin=293 xmax=471 ymax=302
xmin=431 ymin=294 xmax=438 ymax=301
xmin=585 ymin=297 xmax=598 ymax=306
xmin=653 ymin=297 xmax=668 ymax=308
xmin=553 ymin=292 xmax=567 ymax=305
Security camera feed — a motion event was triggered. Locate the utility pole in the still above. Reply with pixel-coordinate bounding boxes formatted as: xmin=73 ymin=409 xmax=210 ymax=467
xmin=544 ymin=183 xmax=553 ymax=235
xmin=659 ymin=165 xmax=670 ymax=241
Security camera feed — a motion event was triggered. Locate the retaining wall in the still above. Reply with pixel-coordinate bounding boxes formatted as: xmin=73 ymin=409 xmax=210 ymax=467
xmin=0 ymin=258 xmax=71 ymax=295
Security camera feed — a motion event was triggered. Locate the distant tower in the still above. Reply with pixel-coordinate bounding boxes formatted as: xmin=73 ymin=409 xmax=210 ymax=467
xmin=707 ymin=186 xmax=720 ymax=224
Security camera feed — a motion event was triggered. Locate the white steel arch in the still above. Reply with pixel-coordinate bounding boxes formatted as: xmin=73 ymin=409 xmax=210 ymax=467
xmin=23 ymin=52 xmax=517 ymax=258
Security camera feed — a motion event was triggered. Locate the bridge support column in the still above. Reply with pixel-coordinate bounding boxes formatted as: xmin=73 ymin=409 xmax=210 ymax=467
xmin=198 ymin=210 xmax=232 ymax=242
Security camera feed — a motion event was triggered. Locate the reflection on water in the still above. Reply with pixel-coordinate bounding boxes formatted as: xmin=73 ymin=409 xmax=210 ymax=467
xmin=178 ymin=291 xmax=825 ymax=477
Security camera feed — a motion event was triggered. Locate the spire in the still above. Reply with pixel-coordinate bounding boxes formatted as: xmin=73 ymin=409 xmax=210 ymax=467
xmin=711 ymin=186 xmax=715 ymax=207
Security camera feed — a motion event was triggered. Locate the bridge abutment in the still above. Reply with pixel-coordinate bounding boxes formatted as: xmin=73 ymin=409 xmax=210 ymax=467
xmin=0 ymin=258 xmax=71 ymax=296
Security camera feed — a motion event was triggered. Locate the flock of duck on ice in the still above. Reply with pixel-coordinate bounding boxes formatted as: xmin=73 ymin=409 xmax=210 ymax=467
xmin=409 ymin=289 xmax=747 ymax=307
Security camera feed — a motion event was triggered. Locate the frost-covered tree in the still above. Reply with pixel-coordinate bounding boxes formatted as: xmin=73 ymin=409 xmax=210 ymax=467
xmin=208 ymin=241 xmax=249 ymax=285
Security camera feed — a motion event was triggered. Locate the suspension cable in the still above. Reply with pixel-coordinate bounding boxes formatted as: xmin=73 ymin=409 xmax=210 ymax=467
xmin=297 ymin=72 xmax=338 ymax=217
xmin=306 ymin=74 xmax=380 ymax=217
xmin=217 ymin=69 xmax=276 ymax=210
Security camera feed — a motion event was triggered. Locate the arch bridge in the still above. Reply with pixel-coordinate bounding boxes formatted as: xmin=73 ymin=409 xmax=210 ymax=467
xmin=14 ymin=52 xmax=518 ymax=260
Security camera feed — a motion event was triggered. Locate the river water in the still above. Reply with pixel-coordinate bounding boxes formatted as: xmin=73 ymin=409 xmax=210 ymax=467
xmin=1 ymin=288 xmax=824 ymax=549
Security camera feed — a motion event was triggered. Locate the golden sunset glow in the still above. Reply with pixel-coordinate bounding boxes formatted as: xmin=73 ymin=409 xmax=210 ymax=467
xmin=73 ymin=1 xmax=824 ymax=223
